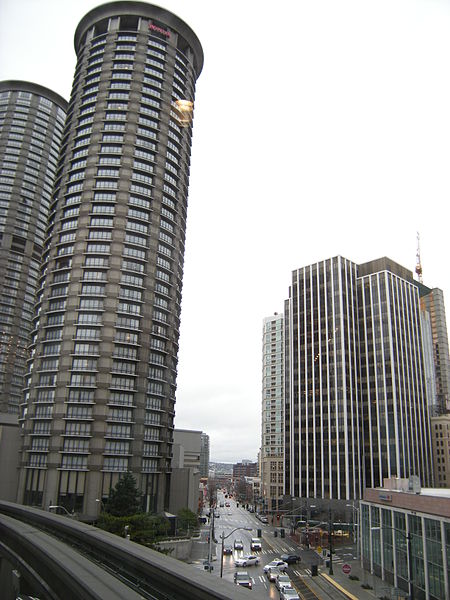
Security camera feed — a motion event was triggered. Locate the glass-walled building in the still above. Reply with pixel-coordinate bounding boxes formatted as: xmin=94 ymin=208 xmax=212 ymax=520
xmin=358 ymin=258 xmax=433 ymax=489
xmin=0 ymin=81 xmax=67 ymax=415
xmin=362 ymin=481 xmax=450 ymax=600
xmin=285 ymin=257 xmax=362 ymax=500
xmin=17 ymin=2 xmax=203 ymax=518
xmin=284 ymin=256 xmax=434 ymax=502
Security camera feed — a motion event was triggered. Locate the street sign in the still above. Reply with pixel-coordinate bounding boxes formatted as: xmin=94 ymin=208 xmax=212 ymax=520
xmin=317 ymin=546 xmax=322 ymax=553
xmin=342 ymin=563 xmax=351 ymax=574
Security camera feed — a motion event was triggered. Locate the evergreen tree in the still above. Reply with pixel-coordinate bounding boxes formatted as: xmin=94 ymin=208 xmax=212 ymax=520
xmin=105 ymin=472 xmax=142 ymax=517
xmin=177 ymin=508 xmax=198 ymax=534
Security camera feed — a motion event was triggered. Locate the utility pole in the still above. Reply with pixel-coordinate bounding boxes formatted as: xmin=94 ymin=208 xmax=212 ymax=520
xmin=207 ymin=510 xmax=215 ymax=572
xmin=407 ymin=532 xmax=414 ymax=600
xmin=328 ymin=507 xmax=333 ymax=575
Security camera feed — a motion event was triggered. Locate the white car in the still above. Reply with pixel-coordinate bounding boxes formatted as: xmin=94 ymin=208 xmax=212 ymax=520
xmin=263 ymin=559 xmax=288 ymax=573
xmin=275 ymin=573 xmax=292 ymax=590
xmin=235 ymin=554 xmax=260 ymax=567
xmin=280 ymin=588 xmax=300 ymax=600
xmin=267 ymin=567 xmax=282 ymax=582
xmin=250 ymin=538 xmax=262 ymax=551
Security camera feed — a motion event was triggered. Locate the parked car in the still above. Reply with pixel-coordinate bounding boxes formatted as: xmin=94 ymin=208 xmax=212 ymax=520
xmin=235 ymin=555 xmax=260 ymax=567
xmin=267 ymin=567 xmax=282 ymax=582
xmin=275 ymin=574 xmax=292 ymax=591
xmin=280 ymin=587 xmax=300 ymax=600
xmin=223 ymin=545 xmax=233 ymax=555
xmin=259 ymin=515 xmax=269 ymax=523
xmin=250 ymin=538 xmax=262 ymax=551
xmin=234 ymin=539 xmax=244 ymax=550
xmin=234 ymin=571 xmax=252 ymax=589
xmin=281 ymin=553 xmax=300 ymax=564
xmin=263 ymin=559 xmax=288 ymax=573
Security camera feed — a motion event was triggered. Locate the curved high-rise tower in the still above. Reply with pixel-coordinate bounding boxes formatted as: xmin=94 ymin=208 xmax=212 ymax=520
xmin=0 ymin=81 xmax=67 ymax=415
xmin=17 ymin=2 xmax=203 ymax=517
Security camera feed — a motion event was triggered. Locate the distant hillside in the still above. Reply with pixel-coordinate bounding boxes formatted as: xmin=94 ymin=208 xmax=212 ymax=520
xmin=209 ymin=461 xmax=233 ymax=475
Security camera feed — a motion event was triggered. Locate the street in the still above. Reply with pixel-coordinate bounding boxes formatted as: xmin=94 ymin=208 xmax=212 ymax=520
xmin=193 ymin=491 xmax=359 ymax=599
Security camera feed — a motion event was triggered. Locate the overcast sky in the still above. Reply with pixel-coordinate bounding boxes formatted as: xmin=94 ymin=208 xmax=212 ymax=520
xmin=1 ymin=0 xmax=449 ymax=463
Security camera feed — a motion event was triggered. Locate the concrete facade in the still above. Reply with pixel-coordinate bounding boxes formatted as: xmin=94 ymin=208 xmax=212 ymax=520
xmin=17 ymin=2 xmax=203 ymax=519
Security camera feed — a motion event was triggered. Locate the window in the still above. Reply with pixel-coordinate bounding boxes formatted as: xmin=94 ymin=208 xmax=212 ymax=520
xmin=64 ymin=421 xmax=91 ymax=435
xmin=110 ymin=376 xmax=135 ymax=390
xmin=86 ymin=242 xmax=110 ymax=253
xmin=76 ymin=328 xmax=100 ymax=340
xmin=104 ymin=440 xmax=130 ymax=454
xmin=103 ymin=457 xmax=129 ymax=471
xmin=106 ymin=423 xmax=132 ymax=437
xmin=81 ymin=284 xmax=105 ymax=295
xmin=108 ymin=407 xmax=133 ymax=420
xmin=142 ymin=458 xmax=158 ymax=472
xmin=61 ymin=455 xmax=88 ymax=469
xmin=70 ymin=374 xmax=96 ymax=387
xmin=73 ymin=343 xmax=99 ymax=355
xmin=118 ymin=301 xmax=141 ymax=314
xmin=63 ymin=439 xmax=89 ymax=452
xmin=67 ymin=389 xmax=95 ymax=403
xmin=78 ymin=313 xmax=102 ymax=325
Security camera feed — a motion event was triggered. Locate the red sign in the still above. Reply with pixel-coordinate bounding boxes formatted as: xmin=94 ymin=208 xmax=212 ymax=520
xmin=342 ymin=563 xmax=351 ymax=574
xmin=149 ymin=23 xmax=171 ymax=37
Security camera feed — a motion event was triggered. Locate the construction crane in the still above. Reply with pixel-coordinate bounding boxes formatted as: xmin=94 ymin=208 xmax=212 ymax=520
xmin=415 ymin=232 xmax=423 ymax=283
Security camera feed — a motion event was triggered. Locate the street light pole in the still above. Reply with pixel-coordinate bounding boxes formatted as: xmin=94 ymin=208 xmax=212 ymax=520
xmin=407 ymin=531 xmax=413 ymax=600
xmin=328 ymin=507 xmax=333 ymax=575
xmin=371 ymin=526 xmax=413 ymax=600
xmin=219 ymin=526 xmax=252 ymax=578
xmin=48 ymin=505 xmax=75 ymax=518
xmin=207 ymin=509 xmax=215 ymax=573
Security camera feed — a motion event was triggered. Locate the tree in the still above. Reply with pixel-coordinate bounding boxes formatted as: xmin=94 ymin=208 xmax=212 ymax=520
xmin=105 ymin=472 xmax=142 ymax=517
xmin=177 ymin=508 xmax=197 ymax=535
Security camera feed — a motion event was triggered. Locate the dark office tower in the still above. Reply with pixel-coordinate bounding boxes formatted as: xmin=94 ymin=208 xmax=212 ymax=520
xmin=284 ymin=257 xmax=362 ymax=501
xmin=17 ymin=2 xmax=203 ymax=517
xmin=358 ymin=258 xmax=433 ymax=489
xmin=0 ymin=81 xmax=67 ymax=415
xmin=284 ymin=256 xmax=433 ymax=501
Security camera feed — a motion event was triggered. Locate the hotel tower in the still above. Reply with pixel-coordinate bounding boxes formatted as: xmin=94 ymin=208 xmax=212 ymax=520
xmin=0 ymin=81 xmax=67 ymax=415
xmin=17 ymin=2 xmax=203 ymax=517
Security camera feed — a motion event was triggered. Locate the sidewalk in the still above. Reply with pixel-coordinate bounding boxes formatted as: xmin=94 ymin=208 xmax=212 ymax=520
xmin=315 ymin=555 xmax=403 ymax=600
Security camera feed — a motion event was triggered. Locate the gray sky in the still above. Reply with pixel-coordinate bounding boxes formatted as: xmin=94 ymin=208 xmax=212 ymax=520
xmin=1 ymin=0 xmax=449 ymax=463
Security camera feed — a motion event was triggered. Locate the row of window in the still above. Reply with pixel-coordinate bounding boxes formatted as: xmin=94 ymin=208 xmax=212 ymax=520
xmin=26 ymin=453 xmax=160 ymax=472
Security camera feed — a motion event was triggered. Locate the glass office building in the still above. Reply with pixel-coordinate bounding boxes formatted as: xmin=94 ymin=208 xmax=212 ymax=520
xmin=17 ymin=2 xmax=203 ymax=518
xmin=362 ymin=482 xmax=450 ymax=600
xmin=284 ymin=256 xmax=433 ymax=502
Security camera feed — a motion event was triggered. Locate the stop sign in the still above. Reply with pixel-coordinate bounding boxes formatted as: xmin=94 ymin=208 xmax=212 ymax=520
xmin=342 ymin=563 xmax=351 ymax=574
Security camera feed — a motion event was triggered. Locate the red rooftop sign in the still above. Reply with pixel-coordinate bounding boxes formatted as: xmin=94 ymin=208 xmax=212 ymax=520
xmin=149 ymin=23 xmax=171 ymax=37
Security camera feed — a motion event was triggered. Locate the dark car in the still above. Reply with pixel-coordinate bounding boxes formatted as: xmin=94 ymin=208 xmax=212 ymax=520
xmin=281 ymin=553 xmax=300 ymax=564
xmin=223 ymin=545 xmax=233 ymax=555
